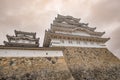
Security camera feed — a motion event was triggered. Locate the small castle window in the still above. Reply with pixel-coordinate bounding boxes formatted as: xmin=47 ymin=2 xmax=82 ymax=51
xmin=22 ymin=40 xmax=25 ymax=43
xmin=97 ymin=42 xmax=100 ymax=45
xmin=60 ymin=40 xmax=64 ymax=43
xmin=91 ymin=42 xmax=94 ymax=44
xmin=16 ymin=40 xmax=18 ymax=43
xmin=77 ymin=41 xmax=80 ymax=44
xmin=46 ymin=53 xmax=48 ymax=55
xmin=84 ymin=41 xmax=87 ymax=44
xmin=68 ymin=40 xmax=72 ymax=44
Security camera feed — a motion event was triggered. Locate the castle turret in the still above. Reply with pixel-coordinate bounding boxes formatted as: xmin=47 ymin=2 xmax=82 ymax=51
xmin=4 ymin=30 xmax=39 ymax=47
xmin=43 ymin=14 xmax=110 ymax=48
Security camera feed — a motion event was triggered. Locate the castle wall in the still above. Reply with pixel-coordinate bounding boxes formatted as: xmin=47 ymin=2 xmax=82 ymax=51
xmin=0 ymin=57 xmax=74 ymax=80
xmin=63 ymin=47 xmax=120 ymax=80
xmin=0 ymin=47 xmax=74 ymax=80
xmin=0 ymin=47 xmax=120 ymax=80
xmin=0 ymin=48 xmax=63 ymax=57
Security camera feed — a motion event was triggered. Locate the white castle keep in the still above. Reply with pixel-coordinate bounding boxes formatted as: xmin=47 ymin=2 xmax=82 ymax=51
xmin=43 ymin=14 xmax=110 ymax=48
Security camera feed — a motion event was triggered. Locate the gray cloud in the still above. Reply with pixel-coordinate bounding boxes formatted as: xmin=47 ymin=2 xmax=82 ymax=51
xmin=87 ymin=0 xmax=120 ymax=58
xmin=108 ymin=26 xmax=120 ymax=53
xmin=89 ymin=0 xmax=120 ymax=24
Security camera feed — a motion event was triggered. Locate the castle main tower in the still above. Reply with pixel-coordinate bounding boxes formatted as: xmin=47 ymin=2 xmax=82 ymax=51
xmin=43 ymin=14 xmax=110 ymax=48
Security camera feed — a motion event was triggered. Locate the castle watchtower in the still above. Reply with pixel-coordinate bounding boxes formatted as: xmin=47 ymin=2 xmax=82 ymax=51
xmin=43 ymin=14 xmax=110 ymax=48
xmin=4 ymin=30 xmax=39 ymax=47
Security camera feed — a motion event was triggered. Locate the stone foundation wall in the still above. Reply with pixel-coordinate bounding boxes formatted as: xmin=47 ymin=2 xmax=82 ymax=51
xmin=63 ymin=47 xmax=120 ymax=80
xmin=0 ymin=57 xmax=74 ymax=80
xmin=0 ymin=47 xmax=120 ymax=80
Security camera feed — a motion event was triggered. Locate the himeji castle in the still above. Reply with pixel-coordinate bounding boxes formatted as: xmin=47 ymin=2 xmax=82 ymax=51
xmin=0 ymin=14 xmax=119 ymax=80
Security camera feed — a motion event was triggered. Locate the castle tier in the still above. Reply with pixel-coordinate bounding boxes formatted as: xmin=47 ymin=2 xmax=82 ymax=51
xmin=4 ymin=30 xmax=39 ymax=47
xmin=43 ymin=14 xmax=110 ymax=48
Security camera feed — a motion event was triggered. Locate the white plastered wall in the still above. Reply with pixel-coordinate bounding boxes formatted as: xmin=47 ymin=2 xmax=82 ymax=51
xmin=0 ymin=49 xmax=63 ymax=57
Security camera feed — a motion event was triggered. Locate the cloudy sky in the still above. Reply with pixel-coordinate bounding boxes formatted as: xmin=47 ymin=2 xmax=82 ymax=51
xmin=0 ymin=0 xmax=120 ymax=58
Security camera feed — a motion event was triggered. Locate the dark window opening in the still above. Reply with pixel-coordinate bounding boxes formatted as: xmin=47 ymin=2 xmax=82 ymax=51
xmin=46 ymin=53 xmax=48 ymax=55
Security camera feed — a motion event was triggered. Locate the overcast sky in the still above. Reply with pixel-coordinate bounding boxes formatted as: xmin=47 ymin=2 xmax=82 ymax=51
xmin=0 ymin=0 xmax=120 ymax=58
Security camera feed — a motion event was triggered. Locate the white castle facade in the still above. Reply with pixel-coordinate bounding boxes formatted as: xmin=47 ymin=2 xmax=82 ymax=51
xmin=0 ymin=14 xmax=110 ymax=57
xmin=43 ymin=14 xmax=110 ymax=48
